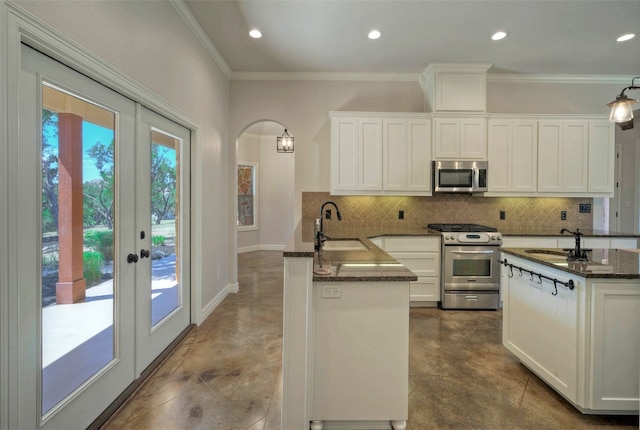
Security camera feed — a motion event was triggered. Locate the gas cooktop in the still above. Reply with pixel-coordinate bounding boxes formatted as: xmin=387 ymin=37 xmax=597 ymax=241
xmin=427 ymin=223 xmax=498 ymax=233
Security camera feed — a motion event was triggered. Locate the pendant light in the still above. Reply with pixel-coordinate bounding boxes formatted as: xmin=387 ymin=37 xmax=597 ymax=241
xmin=277 ymin=129 xmax=294 ymax=153
xmin=607 ymin=77 xmax=639 ymax=129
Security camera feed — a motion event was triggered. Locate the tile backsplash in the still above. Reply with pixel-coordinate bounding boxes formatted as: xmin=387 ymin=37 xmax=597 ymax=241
xmin=302 ymin=192 xmax=594 ymax=230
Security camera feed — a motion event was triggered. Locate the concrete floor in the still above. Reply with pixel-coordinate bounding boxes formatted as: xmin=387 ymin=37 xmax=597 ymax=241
xmin=103 ymin=251 xmax=639 ymax=430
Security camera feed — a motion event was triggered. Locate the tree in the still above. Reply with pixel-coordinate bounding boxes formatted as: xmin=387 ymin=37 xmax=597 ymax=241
xmin=85 ymin=140 xmax=115 ymax=229
xmin=150 ymin=145 xmax=176 ymax=224
xmin=42 ymin=110 xmax=59 ymax=233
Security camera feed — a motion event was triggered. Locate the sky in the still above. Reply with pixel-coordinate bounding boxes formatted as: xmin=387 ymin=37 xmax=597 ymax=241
xmin=82 ymin=121 xmax=113 ymax=182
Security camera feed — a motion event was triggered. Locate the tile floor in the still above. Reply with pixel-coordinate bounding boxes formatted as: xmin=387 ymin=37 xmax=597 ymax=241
xmin=103 ymin=251 xmax=639 ymax=430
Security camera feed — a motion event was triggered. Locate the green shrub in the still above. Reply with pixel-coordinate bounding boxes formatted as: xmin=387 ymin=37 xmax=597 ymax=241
xmin=42 ymin=253 xmax=59 ymax=270
xmin=85 ymin=230 xmax=114 ymax=261
xmin=83 ymin=251 xmax=103 ymax=286
xmin=152 ymin=235 xmax=165 ymax=246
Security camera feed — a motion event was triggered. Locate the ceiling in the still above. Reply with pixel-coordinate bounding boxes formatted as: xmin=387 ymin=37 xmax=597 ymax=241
xmin=181 ymin=0 xmax=640 ymax=78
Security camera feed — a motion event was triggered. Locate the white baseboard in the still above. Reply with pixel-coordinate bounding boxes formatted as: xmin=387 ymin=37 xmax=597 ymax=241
xmin=238 ymin=245 xmax=261 ymax=254
xmin=238 ymin=244 xmax=285 ymax=254
xmin=199 ymin=282 xmax=239 ymax=322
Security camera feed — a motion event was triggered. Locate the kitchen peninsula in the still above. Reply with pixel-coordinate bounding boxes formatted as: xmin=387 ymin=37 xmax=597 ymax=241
xmin=282 ymin=219 xmax=419 ymax=430
xmin=500 ymin=247 xmax=640 ymax=415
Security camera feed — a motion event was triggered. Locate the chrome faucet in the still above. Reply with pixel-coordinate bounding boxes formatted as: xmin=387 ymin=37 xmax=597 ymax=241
xmin=560 ymin=228 xmax=588 ymax=261
xmin=314 ymin=201 xmax=342 ymax=273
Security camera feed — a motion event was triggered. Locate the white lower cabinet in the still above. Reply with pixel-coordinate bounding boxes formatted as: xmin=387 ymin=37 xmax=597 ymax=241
xmin=377 ymin=236 xmax=441 ymax=305
xmin=589 ymin=283 xmax=640 ymax=411
xmin=311 ymin=281 xmax=409 ymax=425
xmin=502 ymin=236 xmax=638 ymax=250
xmin=502 ymin=255 xmax=639 ymax=414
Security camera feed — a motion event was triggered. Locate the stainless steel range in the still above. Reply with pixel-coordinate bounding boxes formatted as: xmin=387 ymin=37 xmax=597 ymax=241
xmin=428 ymin=224 xmax=502 ymax=310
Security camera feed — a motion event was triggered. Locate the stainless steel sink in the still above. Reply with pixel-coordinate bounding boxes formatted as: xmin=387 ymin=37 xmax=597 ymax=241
xmin=322 ymin=240 xmax=368 ymax=251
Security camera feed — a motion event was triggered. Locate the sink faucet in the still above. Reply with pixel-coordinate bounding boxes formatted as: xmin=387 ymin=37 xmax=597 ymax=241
xmin=314 ymin=201 xmax=342 ymax=274
xmin=560 ymin=228 xmax=587 ymax=261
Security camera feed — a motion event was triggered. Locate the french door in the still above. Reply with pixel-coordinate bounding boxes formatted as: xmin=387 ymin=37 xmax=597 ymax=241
xmin=16 ymin=44 xmax=190 ymax=429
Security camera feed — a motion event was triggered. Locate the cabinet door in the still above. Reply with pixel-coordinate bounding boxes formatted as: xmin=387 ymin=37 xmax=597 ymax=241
xmin=383 ymin=117 xmax=408 ymax=191
xmin=406 ymin=119 xmax=432 ymax=192
xmin=588 ymin=121 xmax=614 ymax=194
xmin=359 ymin=118 xmax=383 ymax=190
xmin=589 ymin=283 xmax=640 ymax=411
xmin=459 ymin=117 xmax=487 ymax=159
xmin=331 ymin=116 xmax=359 ymax=191
xmin=487 ymin=120 xmax=511 ymax=191
xmin=434 ymin=118 xmax=460 ymax=158
xmin=489 ymin=120 xmax=537 ymax=193
xmin=562 ymin=120 xmax=588 ymax=193
xmin=511 ymin=121 xmax=538 ymax=192
xmin=538 ymin=120 xmax=563 ymax=192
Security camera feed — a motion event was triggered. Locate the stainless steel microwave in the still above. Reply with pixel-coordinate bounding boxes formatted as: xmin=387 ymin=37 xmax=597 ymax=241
xmin=433 ymin=160 xmax=488 ymax=193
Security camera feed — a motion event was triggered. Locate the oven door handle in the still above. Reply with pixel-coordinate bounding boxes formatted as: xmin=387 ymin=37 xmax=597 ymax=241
xmin=450 ymin=250 xmax=496 ymax=254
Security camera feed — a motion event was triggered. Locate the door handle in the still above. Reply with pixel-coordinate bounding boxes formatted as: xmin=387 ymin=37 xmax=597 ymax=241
xmin=140 ymin=249 xmax=150 ymax=259
xmin=127 ymin=253 xmax=139 ymax=264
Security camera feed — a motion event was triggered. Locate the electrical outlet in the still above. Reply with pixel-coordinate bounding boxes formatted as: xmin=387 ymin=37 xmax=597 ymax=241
xmin=561 ymin=210 xmax=567 ymax=220
xmin=325 ymin=209 xmax=332 ymax=220
xmin=500 ymin=210 xmax=506 ymax=220
xmin=322 ymin=284 xmax=342 ymax=298
xmin=579 ymin=203 xmax=591 ymax=213
xmin=398 ymin=210 xmax=404 ymax=220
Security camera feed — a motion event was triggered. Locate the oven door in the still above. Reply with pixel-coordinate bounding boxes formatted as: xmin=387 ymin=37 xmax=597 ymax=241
xmin=443 ymin=245 xmax=500 ymax=291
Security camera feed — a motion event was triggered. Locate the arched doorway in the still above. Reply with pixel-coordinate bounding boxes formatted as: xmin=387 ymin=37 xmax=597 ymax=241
xmin=236 ymin=121 xmax=295 ymax=252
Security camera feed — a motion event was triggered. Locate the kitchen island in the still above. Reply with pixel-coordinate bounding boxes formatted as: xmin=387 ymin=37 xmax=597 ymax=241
xmin=500 ymin=247 xmax=640 ymax=415
xmin=282 ymin=220 xmax=417 ymax=430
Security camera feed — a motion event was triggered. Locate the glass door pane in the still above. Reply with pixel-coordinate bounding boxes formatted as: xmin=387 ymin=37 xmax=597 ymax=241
xmin=40 ymin=85 xmax=116 ymax=414
xmin=150 ymin=130 xmax=180 ymax=326
xmin=135 ymin=107 xmax=190 ymax=376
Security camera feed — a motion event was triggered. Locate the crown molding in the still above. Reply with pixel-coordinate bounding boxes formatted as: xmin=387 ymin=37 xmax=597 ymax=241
xmin=487 ymin=74 xmax=635 ymax=84
xmin=169 ymin=0 xmax=232 ymax=79
xmin=230 ymin=71 xmax=421 ymax=82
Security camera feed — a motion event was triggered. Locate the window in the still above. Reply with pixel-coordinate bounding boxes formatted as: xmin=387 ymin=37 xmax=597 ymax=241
xmin=237 ymin=163 xmax=258 ymax=230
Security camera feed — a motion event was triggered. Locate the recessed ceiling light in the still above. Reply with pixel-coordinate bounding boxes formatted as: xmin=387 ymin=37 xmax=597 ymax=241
xmin=368 ymin=30 xmax=381 ymax=40
xmin=616 ymin=33 xmax=635 ymax=42
xmin=491 ymin=31 xmax=508 ymax=41
xmin=249 ymin=29 xmax=262 ymax=39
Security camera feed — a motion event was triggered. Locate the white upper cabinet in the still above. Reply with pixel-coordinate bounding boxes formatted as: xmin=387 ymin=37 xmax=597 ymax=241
xmin=330 ymin=115 xmax=382 ymax=192
xmin=420 ymin=63 xmax=491 ymax=112
xmin=331 ymin=112 xmax=431 ymax=195
xmin=383 ymin=117 xmax=432 ymax=193
xmin=538 ymin=120 xmax=589 ymax=193
xmin=488 ymin=119 xmax=538 ymax=193
xmin=433 ymin=116 xmax=487 ymax=160
xmin=587 ymin=120 xmax=615 ymax=194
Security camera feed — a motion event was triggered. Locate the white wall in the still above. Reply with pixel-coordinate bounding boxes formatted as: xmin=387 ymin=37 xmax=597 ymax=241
xmin=14 ymin=0 xmax=233 ymax=319
xmin=229 ymin=79 xmax=424 ymax=223
xmin=257 ymin=133 xmax=295 ymax=248
xmin=237 ymin=128 xmax=295 ymax=251
xmin=230 ymin=78 xmax=637 ymax=232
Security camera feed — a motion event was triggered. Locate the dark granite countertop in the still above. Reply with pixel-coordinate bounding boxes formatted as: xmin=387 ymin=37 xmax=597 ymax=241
xmin=501 ymin=248 xmax=640 ymax=279
xmin=498 ymin=227 xmax=639 ymax=238
xmin=283 ymin=218 xmax=640 ymax=282
xmin=283 ymin=219 xmax=430 ymax=282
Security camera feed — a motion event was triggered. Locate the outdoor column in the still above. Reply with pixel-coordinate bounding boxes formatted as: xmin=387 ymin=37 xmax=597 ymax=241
xmin=56 ymin=113 xmax=86 ymax=304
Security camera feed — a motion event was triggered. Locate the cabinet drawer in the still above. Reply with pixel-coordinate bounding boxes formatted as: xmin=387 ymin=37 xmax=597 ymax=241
xmin=384 ymin=236 xmax=440 ymax=252
xmin=610 ymin=238 xmax=638 ymax=249
xmin=410 ymin=278 xmax=440 ymax=301
xmin=390 ymin=252 xmax=439 ymax=277
xmin=502 ymin=237 xmax=558 ymax=248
